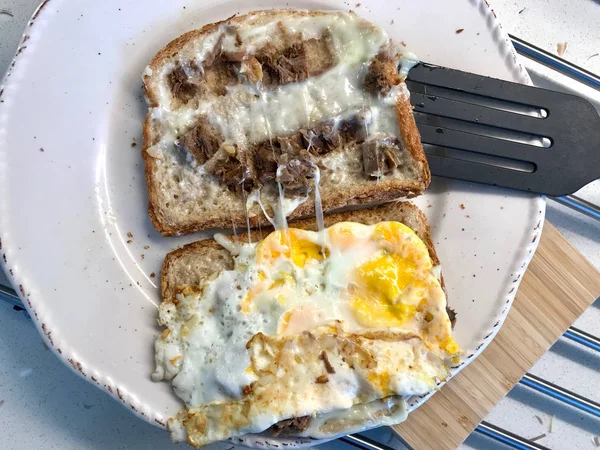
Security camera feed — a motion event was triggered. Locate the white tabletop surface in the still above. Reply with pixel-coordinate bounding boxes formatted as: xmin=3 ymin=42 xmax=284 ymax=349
xmin=1 ymin=1 xmax=599 ymax=449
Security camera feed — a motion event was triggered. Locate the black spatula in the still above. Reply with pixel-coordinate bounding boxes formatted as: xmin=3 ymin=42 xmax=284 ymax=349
xmin=405 ymin=62 xmax=600 ymax=197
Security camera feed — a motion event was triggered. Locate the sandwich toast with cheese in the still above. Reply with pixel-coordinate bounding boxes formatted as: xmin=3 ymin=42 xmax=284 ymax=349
xmin=142 ymin=10 xmax=429 ymax=236
xmin=154 ymin=201 xmax=459 ymax=447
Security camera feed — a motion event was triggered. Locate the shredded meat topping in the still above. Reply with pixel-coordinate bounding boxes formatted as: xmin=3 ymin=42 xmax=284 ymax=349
xmin=202 ymin=59 xmax=239 ymax=96
xmin=256 ymin=35 xmax=336 ymax=87
xmin=276 ymin=151 xmax=318 ymax=196
xmin=320 ymin=351 xmax=336 ymax=374
xmin=301 ymin=121 xmax=342 ymax=155
xmin=251 ymin=130 xmax=328 ymax=190
xmin=203 ymin=145 xmax=255 ymax=192
xmin=361 ymin=138 xmax=403 ymax=177
xmin=337 ymin=113 xmax=369 ymax=145
xmin=446 ymin=306 xmax=457 ymax=329
xmin=268 ymin=416 xmax=311 ymax=437
xmin=176 ymin=116 xmax=222 ymax=164
xmin=364 ymin=52 xmax=402 ymax=95
xmin=167 ymin=59 xmax=239 ymax=103
xmin=179 ymin=111 xmax=380 ymax=195
xmin=253 ymin=143 xmax=281 ymax=184
xmin=257 ymin=41 xmax=308 ymax=86
xmin=167 ymin=29 xmax=337 ymax=102
xmin=278 ymin=133 xmax=305 ymax=155
xmin=170 ymin=34 xmax=399 ymax=192
xmin=303 ymin=33 xmax=336 ymax=76
xmin=167 ymin=65 xmax=201 ymax=104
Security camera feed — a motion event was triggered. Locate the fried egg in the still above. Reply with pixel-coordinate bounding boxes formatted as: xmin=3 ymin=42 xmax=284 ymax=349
xmin=153 ymin=222 xmax=459 ymax=446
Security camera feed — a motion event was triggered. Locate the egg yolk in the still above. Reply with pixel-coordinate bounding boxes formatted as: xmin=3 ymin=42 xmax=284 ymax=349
xmin=248 ymin=222 xmax=447 ymax=338
xmin=256 ymin=229 xmax=326 ymax=268
xmin=440 ymin=336 xmax=460 ymax=355
xmin=367 ymin=371 xmax=392 ymax=396
xmin=349 ymin=222 xmax=430 ymax=328
xmin=358 ymin=253 xmax=419 ymax=302
xmin=351 ymin=257 xmax=421 ymax=328
xmin=351 ymin=293 xmax=417 ymax=328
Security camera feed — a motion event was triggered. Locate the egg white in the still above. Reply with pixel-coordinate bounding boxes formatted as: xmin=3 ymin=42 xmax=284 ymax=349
xmin=153 ymin=222 xmax=457 ymax=415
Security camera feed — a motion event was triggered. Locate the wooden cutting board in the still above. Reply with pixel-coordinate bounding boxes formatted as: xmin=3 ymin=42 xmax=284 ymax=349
xmin=393 ymin=222 xmax=600 ymax=449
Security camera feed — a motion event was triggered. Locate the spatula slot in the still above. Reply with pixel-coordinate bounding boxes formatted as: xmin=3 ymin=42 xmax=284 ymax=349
xmin=423 ymin=144 xmax=536 ymax=173
xmin=413 ymin=112 xmax=552 ymax=149
xmin=409 ymin=90 xmax=551 ymax=136
xmin=407 ymin=81 xmax=547 ymax=119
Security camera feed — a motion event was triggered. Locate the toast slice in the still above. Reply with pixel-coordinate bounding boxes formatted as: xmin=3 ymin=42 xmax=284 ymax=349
xmin=161 ymin=201 xmax=439 ymax=300
xmin=159 ymin=201 xmax=446 ymax=442
xmin=142 ymin=10 xmax=430 ymax=236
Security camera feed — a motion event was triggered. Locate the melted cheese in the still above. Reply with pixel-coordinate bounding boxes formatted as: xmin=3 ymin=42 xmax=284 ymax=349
xmin=298 ymin=396 xmax=408 ymax=438
xmin=147 ymin=63 xmax=406 ymax=156
xmin=145 ymin=11 xmax=408 ymax=161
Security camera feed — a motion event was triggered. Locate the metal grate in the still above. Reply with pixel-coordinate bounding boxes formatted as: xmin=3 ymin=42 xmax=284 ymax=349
xmin=1 ymin=35 xmax=599 ymax=450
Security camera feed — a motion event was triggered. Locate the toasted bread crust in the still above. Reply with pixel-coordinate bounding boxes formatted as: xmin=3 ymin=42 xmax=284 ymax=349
xmin=161 ymin=201 xmax=438 ymax=300
xmin=143 ymin=10 xmax=430 ymax=236
xmin=396 ymin=98 xmax=430 ymax=185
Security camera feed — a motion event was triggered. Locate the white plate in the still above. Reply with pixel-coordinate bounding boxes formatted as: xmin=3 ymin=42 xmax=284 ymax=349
xmin=0 ymin=0 xmax=544 ymax=446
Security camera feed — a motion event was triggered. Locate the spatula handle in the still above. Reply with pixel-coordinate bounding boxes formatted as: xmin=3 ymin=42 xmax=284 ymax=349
xmin=551 ymin=195 xmax=600 ymax=221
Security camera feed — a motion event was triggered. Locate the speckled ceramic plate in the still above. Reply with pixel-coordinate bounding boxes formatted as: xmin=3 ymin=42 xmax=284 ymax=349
xmin=0 ymin=0 xmax=544 ymax=447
